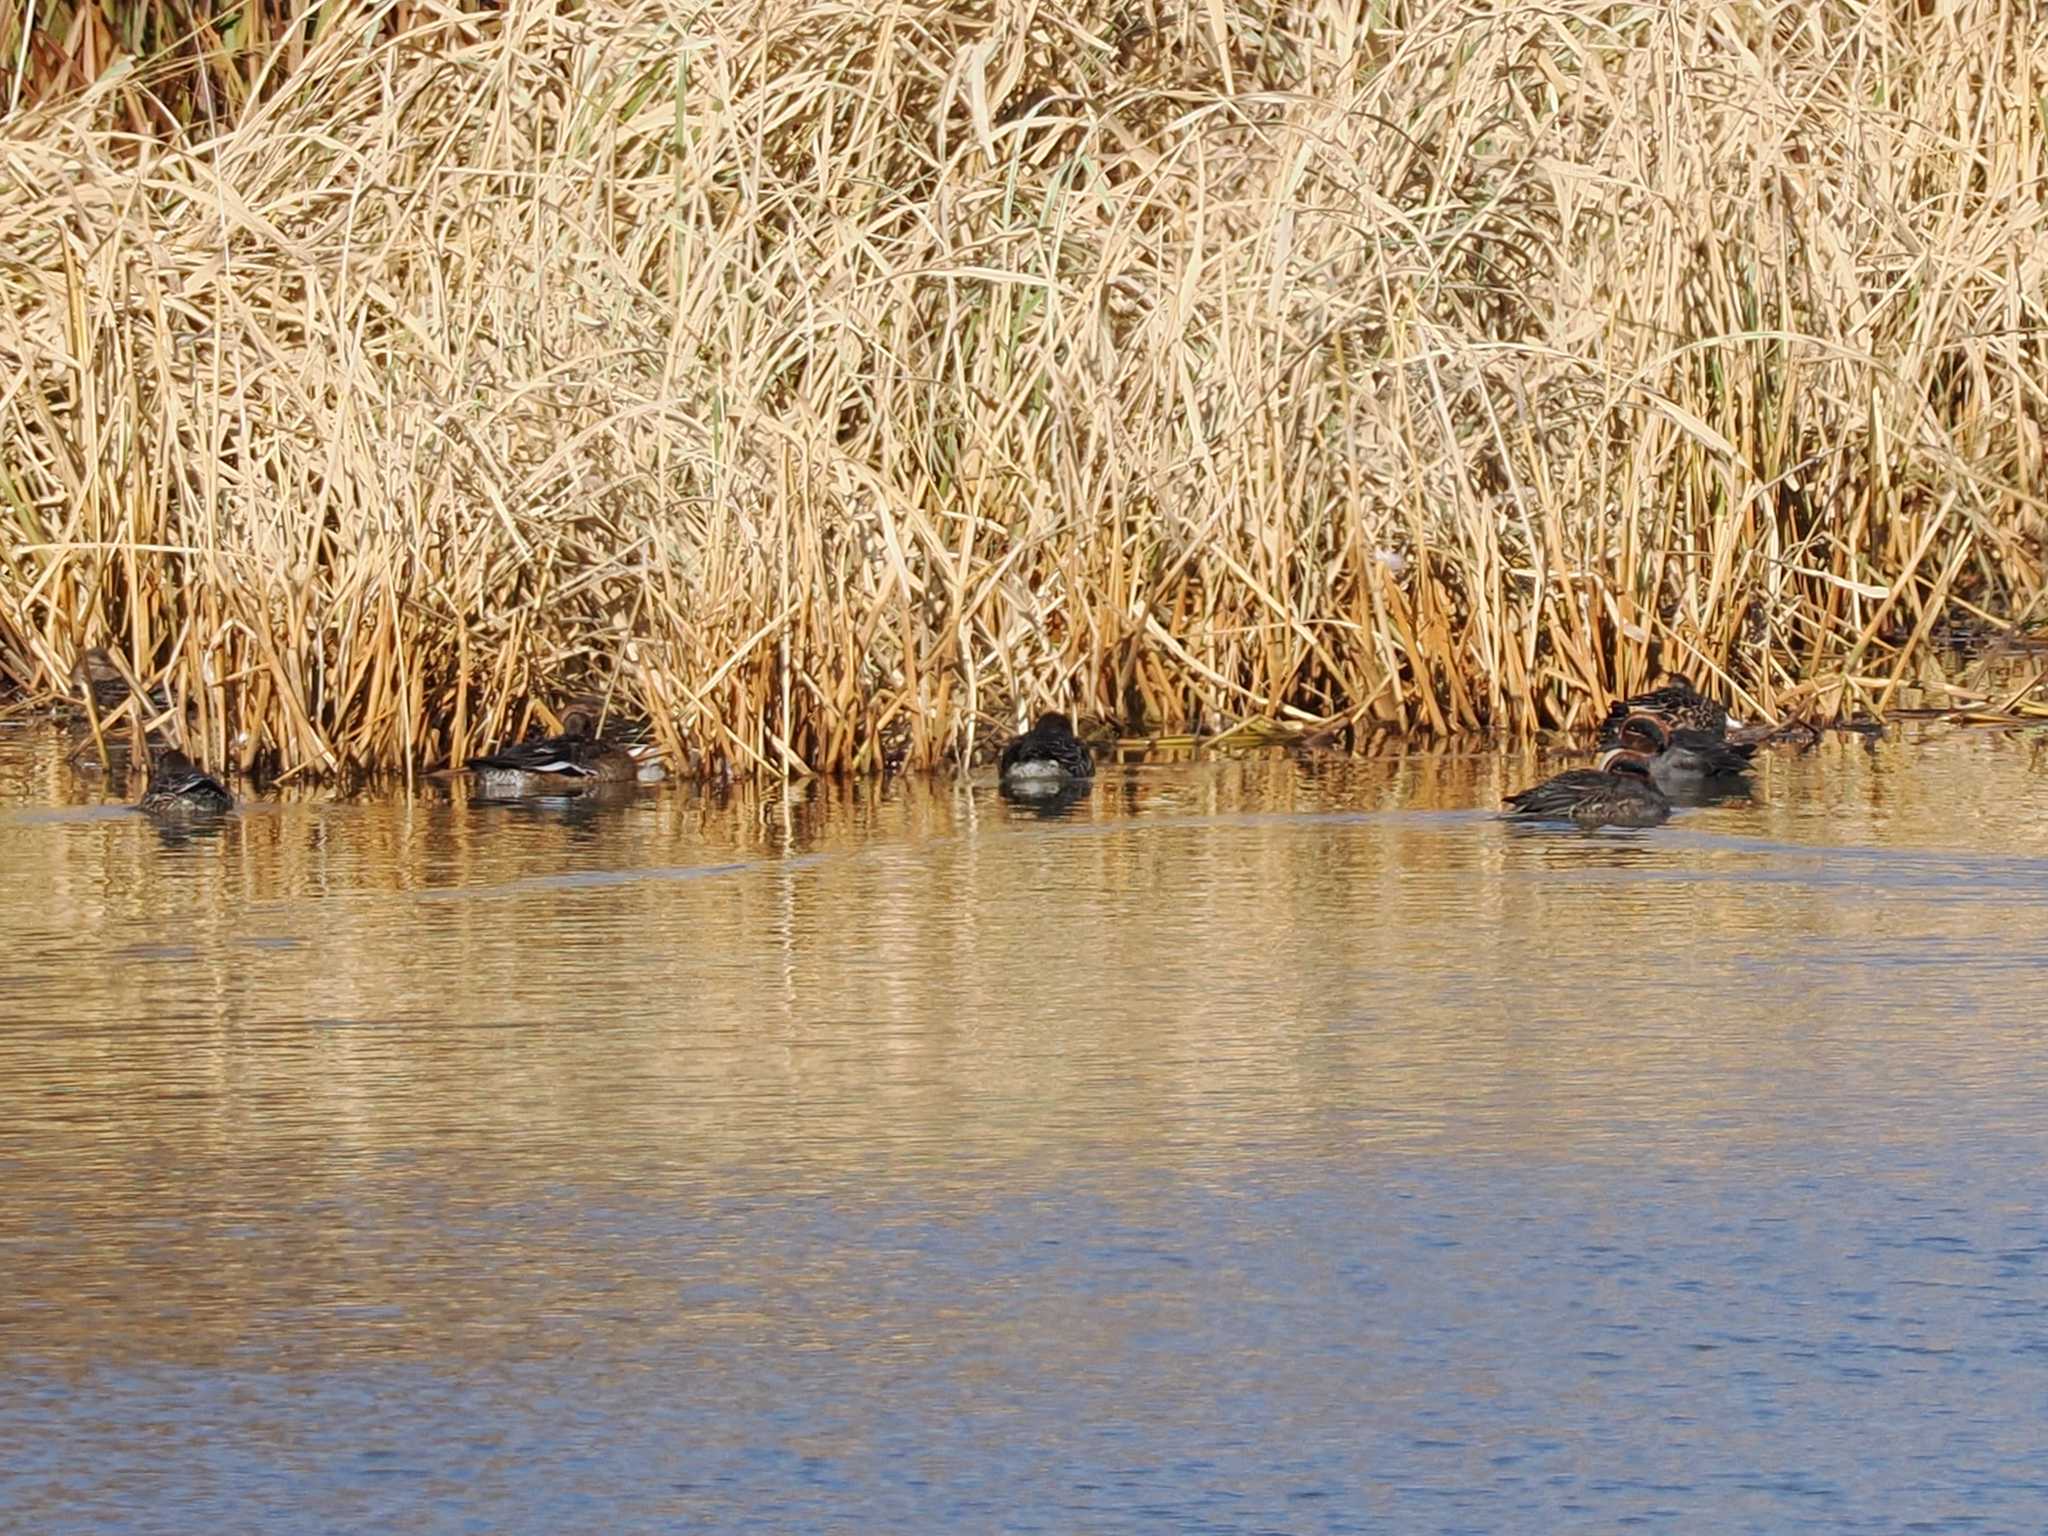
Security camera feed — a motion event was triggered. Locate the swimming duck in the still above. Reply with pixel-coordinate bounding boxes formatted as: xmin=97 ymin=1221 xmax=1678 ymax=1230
xmin=465 ymin=705 xmax=646 ymax=796
xmin=137 ymin=749 xmax=234 ymax=815
xmin=1602 ymin=712 xmax=1754 ymax=792
xmin=1597 ymin=673 xmax=1730 ymax=743
xmin=1503 ymin=756 xmax=1671 ymax=828
xmin=998 ymin=712 xmax=1095 ymax=791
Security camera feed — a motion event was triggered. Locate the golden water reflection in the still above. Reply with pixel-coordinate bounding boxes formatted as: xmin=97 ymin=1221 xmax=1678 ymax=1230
xmin=3 ymin=722 xmax=2047 ymax=1380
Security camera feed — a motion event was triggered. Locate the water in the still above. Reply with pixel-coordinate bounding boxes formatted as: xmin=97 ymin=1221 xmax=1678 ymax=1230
xmin=4 ymin=722 xmax=2048 ymax=1534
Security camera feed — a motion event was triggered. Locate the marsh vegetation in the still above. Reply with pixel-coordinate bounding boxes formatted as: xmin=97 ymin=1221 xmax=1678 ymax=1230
xmin=3 ymin=0 xmax=2044 ymax=777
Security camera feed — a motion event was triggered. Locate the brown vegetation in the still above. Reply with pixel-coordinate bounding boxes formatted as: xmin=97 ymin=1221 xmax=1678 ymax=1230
xmin=2 ymin=0 xmax=2044 ymax=777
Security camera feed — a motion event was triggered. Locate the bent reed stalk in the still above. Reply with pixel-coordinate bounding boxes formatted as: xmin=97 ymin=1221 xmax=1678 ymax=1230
xmin=2 ymin=0 xmax=2044 ymax=778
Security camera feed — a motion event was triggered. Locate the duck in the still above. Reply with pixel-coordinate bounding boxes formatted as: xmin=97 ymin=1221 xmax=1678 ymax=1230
xmin=73 ymin=647 xmax=141 ymax=714
xmin=73 ymin=647 xmax=184 ymax=716
xmin=465 ymin=704 xmax=648 ymax=796
xmin=137 ymin=749 xmax=234 ymax=815
xmin=1601 ymin=712 xmax=1754 ymax=793
xmin=1597 ymin=672 xmax=1730 ymax=743
xmin=998 ymin=712 xmax=1095 ymax=791
xmin=1503 ymin=756 xmax=1671 ymax=828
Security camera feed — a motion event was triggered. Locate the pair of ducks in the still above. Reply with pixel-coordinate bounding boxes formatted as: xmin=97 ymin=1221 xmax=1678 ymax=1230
xmin=134 ymin=703 xmax=655 ymax=815
xmin=69 ymin=650 xmax=238 ymax=818
xmin=1505 ymin=676 xmax=1751 ymax=828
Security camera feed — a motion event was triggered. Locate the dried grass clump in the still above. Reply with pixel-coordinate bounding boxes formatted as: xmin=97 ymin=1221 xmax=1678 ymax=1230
xmin=2 ymin=0 xmax=2045 ymax=777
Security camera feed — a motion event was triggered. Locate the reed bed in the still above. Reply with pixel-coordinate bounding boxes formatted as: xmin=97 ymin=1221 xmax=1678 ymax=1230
xmin=2 ymin=0 xmax=2045 ymax=778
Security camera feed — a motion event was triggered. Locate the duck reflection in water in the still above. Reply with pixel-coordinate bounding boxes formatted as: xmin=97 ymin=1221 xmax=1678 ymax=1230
xmin=473 ymin=779 xmax=643 ymax=834
xmin=999 ymin=776 xmax=1094 ymax=819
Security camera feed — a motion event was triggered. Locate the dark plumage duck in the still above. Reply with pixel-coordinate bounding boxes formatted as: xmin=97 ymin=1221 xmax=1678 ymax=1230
xmin=1597 ymin=673 xmax=1730 ymax=744
xmin=1503 ymin=757 xmax=1671 ymax=828
xmin=137 ymin=749 xmax=233 ymax=815
xmin=1602 ymin=712 xmax=1753 ymax=793
xmin=466 ymin=705 xmax=646 ymax=796
xmin=998 ymin=712 xmax=1095 ymax=792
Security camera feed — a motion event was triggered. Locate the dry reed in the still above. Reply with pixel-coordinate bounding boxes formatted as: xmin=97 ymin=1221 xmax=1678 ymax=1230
xmin=2 ymin=0 xmax=2045 ymax=778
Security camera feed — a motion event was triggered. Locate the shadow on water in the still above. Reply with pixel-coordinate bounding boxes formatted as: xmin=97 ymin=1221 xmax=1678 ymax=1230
xmin=141 ymin=811 xmax=237 ymax=852
xmin=3 ymin=724 xmax=2048 ymax=1532
xmin=461 ymin=778 xmax=654 ymax=838
xmin=1497 ymin=819 xmax=1676 ymax=868
xmin=996 ymin=776 xmax=1095 ymax=819
xmin=1665 ymin=778 xmax=1755 ymax=809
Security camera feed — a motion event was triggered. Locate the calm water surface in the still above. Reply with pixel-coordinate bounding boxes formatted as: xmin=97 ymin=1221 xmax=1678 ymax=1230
xmin=4 ymin=724 xmax=2048 ymax=1533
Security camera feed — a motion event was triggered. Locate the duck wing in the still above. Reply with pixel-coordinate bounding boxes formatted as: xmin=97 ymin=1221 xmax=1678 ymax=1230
xmin=1504 ymin=767 xmax=1623 ymax=817
xmin=466 ymin=730 xmax=596 ymax=775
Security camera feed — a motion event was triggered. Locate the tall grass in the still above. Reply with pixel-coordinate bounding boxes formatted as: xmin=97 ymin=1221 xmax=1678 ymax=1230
xmin=2 ymin=0 xmax=2044 ymax=777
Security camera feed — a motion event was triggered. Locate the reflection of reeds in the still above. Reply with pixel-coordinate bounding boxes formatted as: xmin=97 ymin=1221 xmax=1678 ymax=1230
xmin=2 ymin=0 xmax=2044 ymax=778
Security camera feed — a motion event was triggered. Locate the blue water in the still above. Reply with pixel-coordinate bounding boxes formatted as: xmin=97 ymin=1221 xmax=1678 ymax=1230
xmin=10 ymin=1154 xmax=2048 ymax=1534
